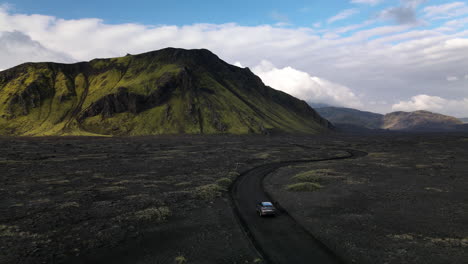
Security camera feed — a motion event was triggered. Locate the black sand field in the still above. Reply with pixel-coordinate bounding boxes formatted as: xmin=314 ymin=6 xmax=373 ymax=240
xmin=266 ymin=133 xmax=468 ymax=264
xmin=1 ymin=133 xmax=467 ymax=263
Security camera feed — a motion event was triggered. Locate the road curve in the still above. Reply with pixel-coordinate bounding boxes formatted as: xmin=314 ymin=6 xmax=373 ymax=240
xmin=230 ymin=149 xmax=367 ymax=264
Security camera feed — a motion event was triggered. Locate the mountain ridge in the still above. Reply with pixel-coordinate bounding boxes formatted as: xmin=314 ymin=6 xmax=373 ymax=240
xmin=0 ymin=48 xmax=331 ymax=136
xmin=382 ymin=110 xmax=462 ymax=131
xmin=315 ymin=107 xmax=383 ymax=129
xmin=316 ymin=107 xmax=463 ymax=131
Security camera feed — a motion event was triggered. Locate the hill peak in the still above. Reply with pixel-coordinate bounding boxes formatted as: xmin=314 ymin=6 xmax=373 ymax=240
xmin=383 ymin=110 xmax=462 ymax=131
xmin=130 ymin=48 xmax=225 ymax=67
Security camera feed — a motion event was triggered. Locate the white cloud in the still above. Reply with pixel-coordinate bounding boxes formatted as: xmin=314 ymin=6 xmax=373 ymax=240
xmin=443 ymin=17 xmax=468 ymax=30
xmin=234 ymin=61 xmax=243 ymax=67
xmin=327 ymin=9 xmax=359 ymax=24
xmin=379 ymin=0 xmax=427 ymax=25
xmin=252 ymin=60 xmax=363 ymax=108
xmin=392 ymin=94 xmax=468 ymax=117
xmin=333 ymin=20 xmax=376 ymax=34
xmin=0 ymin=31 xmax=74 ymax=68
xmin=351 ymin=0 xmax=383 ymax=6
xmin=446 ymin=76 xmax=458 ymax=81
xmin=465 ymin=74 xmax=468 ymax=80
xmin=403 ymin=0 xmax=427 ymax=9
xmin=424 ymin=2 xmax=468 ymax=20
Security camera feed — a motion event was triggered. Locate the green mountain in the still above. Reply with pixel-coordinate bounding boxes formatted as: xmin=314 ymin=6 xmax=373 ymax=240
xmin=0 ymin=48 xmax=331 ymax=136
xmin=382 ymin=110 xmax=463 ymax=131
xmin=315 ymin=107 xmax=383 ymax=129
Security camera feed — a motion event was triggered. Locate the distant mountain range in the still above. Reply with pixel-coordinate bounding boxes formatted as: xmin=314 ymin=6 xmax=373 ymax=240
xmin=316 ymin=107 xmax=464 ymax=132
xmin=0 ymin=48 xmax=331 ymax=136
xmin=383 ymin=111 xmax=462 ymax=131
xmin=314 ymin=107 xmax=383 ymax=129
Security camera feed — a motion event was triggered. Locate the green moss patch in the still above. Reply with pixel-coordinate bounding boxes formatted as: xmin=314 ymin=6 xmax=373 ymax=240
xmin=175 ymin=256 xmax=188 ymax=264
xmin=216 ymin=177 xmax=232 ymax=188
xmin=134 ymin=207 xmax=171 ymax=222
xmin=292 ymin=169 xmax=337 ymax=182
xmin=286 ymin=182 xmax=323 ymax=192
xmin=194 ymin=184 xmax=224 ymax=200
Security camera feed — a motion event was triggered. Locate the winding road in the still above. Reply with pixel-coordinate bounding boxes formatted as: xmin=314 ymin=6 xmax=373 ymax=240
xmin=231 ymin=149 xmax=367 ymax=264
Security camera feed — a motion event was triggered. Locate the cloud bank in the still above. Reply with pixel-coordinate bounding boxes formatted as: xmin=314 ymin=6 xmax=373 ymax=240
xmin=0 ymin=31 xmax=73 ymax=67
xmin=392 ymin=95 xmax=468 ymax=117
xmin=424 ymin=2 xmax=468 ymax=20
xmin=252 ymin=61 xmax=362 ymax=108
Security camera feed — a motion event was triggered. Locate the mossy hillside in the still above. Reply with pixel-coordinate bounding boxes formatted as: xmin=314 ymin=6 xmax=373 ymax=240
xmin=0 ymin=59 xmax=183 ymax=135
xmin=0 ymin=48 xmax=331 ymax=136
xmin=0 ymin=65 xmax=61 ymax=135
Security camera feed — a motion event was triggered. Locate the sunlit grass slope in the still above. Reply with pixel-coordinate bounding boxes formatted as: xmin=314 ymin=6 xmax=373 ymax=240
xmin=0 ymin=48 xmax=331 ymax=136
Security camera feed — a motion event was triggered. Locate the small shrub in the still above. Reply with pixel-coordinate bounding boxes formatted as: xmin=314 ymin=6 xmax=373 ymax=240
xmin=0 ymin=225 xmax=17 ymax=237
xmin=58 ymin=202 xmax=80 ymax=209
xmin=227 ymin=171 xmax=240 ymax=178
xmin=416 ymin=164 xmax=430 ymax=169
xmin=175 ymin=256 xmax=187 ymax=264
xmin=292 ymin=172 xmax=322 ymax=182
xmin=51 ymin=179 xmax=70 ymax=184
xmin=425 ymin=187 xmax=444 ymax=192
xmin=314 ymin=169 xmax=335 ymax=175
xmin=216 ymin=178 xmax=232 ymax=188
xmin=31 ymin=198 xmax=51 ymax=204
xmin=113 ymin=180 xmax=131 ymax=185
xmin=286 ymin=182 xmax=323 ymax=192
xmin=100 ymin=186 xmax=125 ymax=192
xmin=256 ymin=152 xmax=270 ymax=159
xmin=194 ymin=184 xmax=223 ymax=200
xmin=0 ymin=225 xmax=39 ymax=238
xmin=292 ymin=169 xmax=336 ymax=182
xmin=134 ymin=207 xmax=171 ymax=222
xmin=125 ymin=194 xmax=149 ymax=200
xmin=175 ymin=181 xmax=192 ymax=187
xmin=390 ymin=234 xmax=414 ymax=240
xmin=367 ymin=152 xmax=390 ymax=159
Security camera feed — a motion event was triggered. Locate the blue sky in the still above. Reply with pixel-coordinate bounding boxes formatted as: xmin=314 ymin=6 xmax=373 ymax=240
xmin=8 ymin=0 xmax=458 ymax=30
xmin=10 ymin=0 xmax=448 ymax=30
xmin=1 ymin=0 xmax=468 ymax=116
xmin=10 ymin=0 xmax=364 ymax=26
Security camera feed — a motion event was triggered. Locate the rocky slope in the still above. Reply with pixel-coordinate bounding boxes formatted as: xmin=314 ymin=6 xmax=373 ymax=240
xmin=315 ymin=107 xmax=383 ymax=129
xmin=382 ymin=110 xmax=463 ymax=131
xmin=0 ymin=48 xmax=331 ymax=136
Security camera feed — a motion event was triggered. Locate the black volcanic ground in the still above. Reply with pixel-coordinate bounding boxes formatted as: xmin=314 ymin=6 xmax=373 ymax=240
xmin=1 ymin=133 xmax=468 ymax=264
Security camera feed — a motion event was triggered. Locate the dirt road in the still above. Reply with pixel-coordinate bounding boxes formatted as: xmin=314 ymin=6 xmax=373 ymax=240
xmin=231 ymin=149 xmax=367 ymax=264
